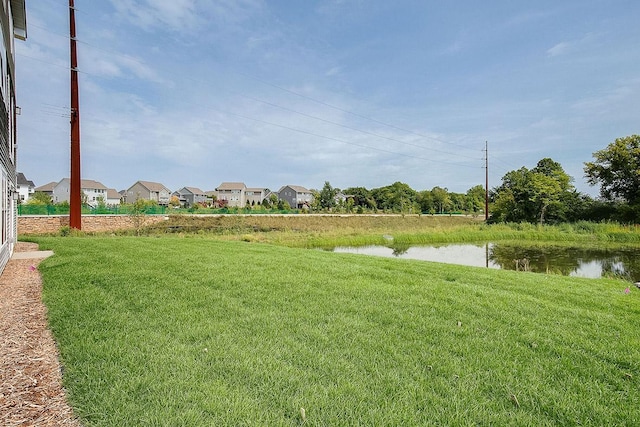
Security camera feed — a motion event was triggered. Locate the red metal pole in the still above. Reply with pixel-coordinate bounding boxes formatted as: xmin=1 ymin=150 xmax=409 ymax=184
xmin=70 ymin=0 xmax=81 ymax=229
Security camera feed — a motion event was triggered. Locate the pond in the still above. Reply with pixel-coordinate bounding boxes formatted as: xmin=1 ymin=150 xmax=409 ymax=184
xmin=333 ymin=243 xmax=640 ymax=281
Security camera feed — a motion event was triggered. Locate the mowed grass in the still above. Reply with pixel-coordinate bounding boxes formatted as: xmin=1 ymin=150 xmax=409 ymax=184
xmin=34 ymin=236 xmax=640 ymax=426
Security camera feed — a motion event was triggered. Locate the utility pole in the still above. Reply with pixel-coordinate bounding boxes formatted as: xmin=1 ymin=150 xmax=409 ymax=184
xmin=69 ymin=0 xmax=81 ymax=229
xmin=484 ymin=141 xmax=489 ymax=221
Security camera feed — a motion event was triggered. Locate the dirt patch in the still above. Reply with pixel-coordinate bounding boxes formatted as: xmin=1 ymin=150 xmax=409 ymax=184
xmin=0 ymin=242 xmax=81 ymax=426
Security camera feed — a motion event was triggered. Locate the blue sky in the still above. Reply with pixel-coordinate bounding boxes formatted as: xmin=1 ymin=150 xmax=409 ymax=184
xmin=15 ymin=0 xmax=640 ymax=195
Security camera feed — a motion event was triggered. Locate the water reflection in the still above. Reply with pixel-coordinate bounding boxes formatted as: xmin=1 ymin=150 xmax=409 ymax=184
xmin=333 ymin=243 xmax=640 ymax=281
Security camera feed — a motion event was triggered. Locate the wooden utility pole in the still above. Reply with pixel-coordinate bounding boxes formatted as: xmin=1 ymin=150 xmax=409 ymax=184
xmin=69 ymin=0 xmax=81 ymax=229
xmin=484 ymin=141 xmax=489 ymax=221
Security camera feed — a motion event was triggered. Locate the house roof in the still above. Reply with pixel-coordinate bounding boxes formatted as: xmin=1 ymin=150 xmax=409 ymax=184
xmin=133 ymin=180 xmax=170 ymax=192
xmin=53 ymin=178 xmax=108 ymax=190
xmin=183 ymin=187 xmax=206 ymax=195
xmin=16 ymin=172 xmax=34 ymax=187
xmin=216 ymin=182 xmax=246 ymax=191
xmin=106 ymin=189 xmax=121 ymax=200
xmin=279 ymin=185 xmax=310 ymax=193
xmin=246 ymin=187 xmax=266 ymax=193
xmin=11 ymin=0 xmax=27 ymax=40
xmin=81 ymin=179 xmax=108 ymax=190
xmin=35 ymin=181 xmax=56 ymax=192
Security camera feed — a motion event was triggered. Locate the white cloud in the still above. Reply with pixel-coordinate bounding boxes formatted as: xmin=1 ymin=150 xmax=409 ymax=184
xmin=109 ymin=0 xmax=200 ymax=32
xmin=547 ymin=41 xmax=571 ymax=57
xmin=546 ymin=32 xmax=600 ymax=58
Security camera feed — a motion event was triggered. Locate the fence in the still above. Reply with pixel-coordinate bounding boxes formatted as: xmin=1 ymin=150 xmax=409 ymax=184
xmin=18 ymin=205 xmax=168 ymax=215
xmin=17 ymin=205 xmax=300 ymax=216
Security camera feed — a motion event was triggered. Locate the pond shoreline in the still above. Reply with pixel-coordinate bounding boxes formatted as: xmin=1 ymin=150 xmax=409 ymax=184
xmin=333 ymin=242 xmax=640 ymax=281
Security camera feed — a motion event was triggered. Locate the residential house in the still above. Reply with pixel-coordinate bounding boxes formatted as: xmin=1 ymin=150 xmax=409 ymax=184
xmin=106 ymin=189 xmax=121 ymax=205
xmin=205 ymin=190 xmax=217 ymax=203
xmin=278 ymin=185 xmax=313 ymax=209
xmin=16 ymin=172 xmax=34 ymax=203
xmin=335 ymin=191 xmax=354 ymax=206
xmin=174 ymin=186 xmax=207 ymax=208
xmin=215 ymin=182 xmax=246 ymax=207
xmin=34 ymin=181 xmax=56 ymax=201
xmin=126 ymin=180 xmax=171 ymax=206
xmin=0 ymin=0 xmax=26 ymax=272
xmin=263 ymin=190 xmax=278 ymax=205
xmin=245 ymin=187 xmax=268 ymax=207
xmin=53 ymin=178 xmax=109 ymax=207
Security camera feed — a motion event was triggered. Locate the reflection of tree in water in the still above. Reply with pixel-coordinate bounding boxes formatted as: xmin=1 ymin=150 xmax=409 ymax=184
xmin=599 ymin=251 xmax=640 ymax=282
xmin=599 ymin=258 xmax=630 ymax=281
xmin=489 ymin=244 xmax=579 ymax=275
xmin=489 ymin=244 xmax=640 ymax=280
xmin=390 ymin=244 xmax=410 ymax=256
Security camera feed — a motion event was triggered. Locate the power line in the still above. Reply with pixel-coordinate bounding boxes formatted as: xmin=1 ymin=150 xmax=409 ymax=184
xmin=18 ymin=48 xmax=484 ymax=169
xmin=27 ymin=18 xmax=483 ymax=158
xmin=237 ymin=70 xmax=478 ymax=152
xmin=210 ymin=105 xmax=480 ymax=169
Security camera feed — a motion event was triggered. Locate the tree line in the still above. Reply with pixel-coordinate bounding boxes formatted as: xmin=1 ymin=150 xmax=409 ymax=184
xmin=23 ymin=135 xmax=640 ymax=223
xmin=315 ymin=134 xmax=640 ymax=223
xmin=491 ymin=134 xmax=640 ymax=224
xmin=311 ymin=181 xmax=486 ymax=216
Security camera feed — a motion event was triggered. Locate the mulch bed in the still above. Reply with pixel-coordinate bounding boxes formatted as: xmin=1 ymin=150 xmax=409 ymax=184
xmin=0 ymin=242 xmax=81 ymax=426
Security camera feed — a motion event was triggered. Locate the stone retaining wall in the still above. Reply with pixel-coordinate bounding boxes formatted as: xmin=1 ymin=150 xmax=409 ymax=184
xmin=18 ymin=215 xmax=168 ymax=235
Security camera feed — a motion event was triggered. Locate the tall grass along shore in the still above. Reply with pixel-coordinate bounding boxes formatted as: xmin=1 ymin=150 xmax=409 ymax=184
xmin=32 ymin=235 xmax=639 ymax=426
xmin=98 ymin=214 xmax=640 ymax=248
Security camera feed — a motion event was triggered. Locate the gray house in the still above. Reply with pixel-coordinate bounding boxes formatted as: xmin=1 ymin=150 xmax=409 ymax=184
xmin=126 ymin=180 xmax=171 ymax=206
xmin=174 ymin=187 xmax=207 ymax=208
xmin=278 ymin=185 xmax=313 ymax=209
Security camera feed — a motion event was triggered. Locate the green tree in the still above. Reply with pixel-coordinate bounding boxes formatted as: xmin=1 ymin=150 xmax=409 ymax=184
xmin=310 ymin=189 xmax=321 ymax=211
xmin=318 ymin=181 xmax=337 ymax=210
xmin=277 ymin=199 xmax=291 ymax=211
xmin=343 ymin=187 xmax=370 ymax=208
xmin=449 ymin=192 xmax=466 ymax=213
xmin=533 ymin=158 xmax=572 ymax=191
xmin=28 ymin=191 xmax=52 ymax=205
xmin=529 ymin=172 xmax=562 ymax=224
xmin=169 ymin=195 xmax=181 ymax=208
xmin=491 ymin=159 xmax=573 ymax=224
xmin=465 ymin=185 xmax=485 ymax=216
xmin=584 ymin=135 xmax=640 ymax=205
xmin=371 ymin=182 xmax=416 ymax=213
xmin=430 ymin=186 xmax=451 ymax=214
xmin=416 ymin=190 xmax=434 ymax=214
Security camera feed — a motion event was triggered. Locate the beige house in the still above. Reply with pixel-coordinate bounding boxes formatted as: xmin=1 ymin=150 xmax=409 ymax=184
xmin=106 ymin=189 xmax=121 ymax=205
xmin=34 ymin=181 xmax=56 ymax=201
xmin=215 ymin=182 xmax=269 ymax=207
xmin=245 ymin=187 xmax=268 ymax=207
xmin=126 ymin=180 xmax=171 ymax=206
xmin=215 ymin=182 xmax=246 ymax=207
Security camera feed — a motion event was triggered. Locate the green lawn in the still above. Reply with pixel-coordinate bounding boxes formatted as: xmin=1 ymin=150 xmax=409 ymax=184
xmin=33 ymin=236 xmax=639 ymax=426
